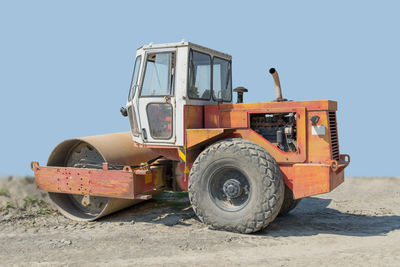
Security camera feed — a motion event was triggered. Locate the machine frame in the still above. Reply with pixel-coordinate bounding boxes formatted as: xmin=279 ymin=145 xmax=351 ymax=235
xmin=31 ymin=41 xmax=350 ymax=232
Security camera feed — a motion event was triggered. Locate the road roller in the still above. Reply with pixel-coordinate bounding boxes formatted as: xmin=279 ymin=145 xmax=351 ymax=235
xmin=31 ymin=41 xmax=350 ymax=233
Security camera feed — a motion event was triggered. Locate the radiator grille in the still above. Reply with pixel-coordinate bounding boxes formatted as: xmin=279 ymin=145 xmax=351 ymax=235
xmin=329 ymin=112 xmax=340 ymax=160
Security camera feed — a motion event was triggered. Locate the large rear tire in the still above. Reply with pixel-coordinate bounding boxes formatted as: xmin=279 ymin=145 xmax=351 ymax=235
xmin=188 ymin=139 xmax=284 ymax=234
xmin=278 ymin=185 xmax=301 ymax=216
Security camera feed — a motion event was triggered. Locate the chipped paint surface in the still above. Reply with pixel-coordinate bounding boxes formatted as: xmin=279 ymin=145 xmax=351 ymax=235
xmin=31 ymin=162 xmax=163 ymax=199
xmin=181 ymin=101 xmax=349 ymax=198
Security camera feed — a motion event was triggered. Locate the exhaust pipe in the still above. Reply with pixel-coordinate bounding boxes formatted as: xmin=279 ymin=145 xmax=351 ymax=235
xmin=269 ymin=68 xmax=287 ymax=102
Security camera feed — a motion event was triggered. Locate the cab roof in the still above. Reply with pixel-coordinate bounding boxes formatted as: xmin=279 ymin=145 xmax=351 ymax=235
xmin=137 ymin=41 xmax=232 ymax=60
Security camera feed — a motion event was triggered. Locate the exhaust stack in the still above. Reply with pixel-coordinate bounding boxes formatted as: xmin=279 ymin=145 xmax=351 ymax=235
xmin=269 ymin=68 xmax=287 ymax=102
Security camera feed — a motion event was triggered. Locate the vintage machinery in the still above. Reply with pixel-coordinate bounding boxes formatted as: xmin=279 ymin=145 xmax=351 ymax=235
xmin=31 ymin=42 xmax=350 ymax=233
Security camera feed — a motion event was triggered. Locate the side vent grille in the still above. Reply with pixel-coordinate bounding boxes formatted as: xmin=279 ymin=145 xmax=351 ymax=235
xmin=329 ymin=112 xmax=340 ymax=160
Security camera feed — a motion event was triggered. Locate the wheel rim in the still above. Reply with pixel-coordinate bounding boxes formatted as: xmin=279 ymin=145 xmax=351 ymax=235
xmin=65 ymin=142 xmax=110 ymax=216
xmin=208 ymin=167 xmax=251 ymax=212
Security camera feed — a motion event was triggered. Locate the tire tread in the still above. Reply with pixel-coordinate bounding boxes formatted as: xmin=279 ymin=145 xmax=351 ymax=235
xmin=189 ymin=138 xmax=284 ymax=233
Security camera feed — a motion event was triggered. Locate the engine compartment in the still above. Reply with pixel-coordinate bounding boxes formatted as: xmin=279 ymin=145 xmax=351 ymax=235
xmin=250 ymin=112 xmax=297 ymax=152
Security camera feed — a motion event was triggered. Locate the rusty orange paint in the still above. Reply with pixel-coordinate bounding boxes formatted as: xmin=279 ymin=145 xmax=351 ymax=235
xmin=185 ymin=99 xmax=349 ymax=199
xmin=207 ymin=100 xmax=337 ymax=113
xmin=279 ymin=165 xmax=295 ymax=189
xmin=292 ymin=163 xmax=345 ymax=199
xmin=175 ymin=162 xmax=192 ymax=191
xmin=306 ymin=111 xmax=334 ymax=163
xmin=31 ymin=97 xmax=348 ymax=201
xmin=31 ymin=162 xmax=162 ymax=199
xmin=147 ymin=147 xmax=180 ymax=161
xmin=204 ymin=105 xmax=219 ymax=128
xmin=184 ymin=105 xmax=204 ymax=129
xmin=232 ymin=128 xmax=306 ymax=163
xmin=219 ymin=111 xmax=248 ymax=128
xmin=135 ymin=166 xmax=164 ymax=193
xmin=186 ymin=128 xmax=234 ymax=149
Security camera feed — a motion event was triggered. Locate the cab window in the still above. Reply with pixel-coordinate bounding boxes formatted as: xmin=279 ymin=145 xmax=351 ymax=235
xmin=141 ymin=52 xmax=175 ymax=96
xmin=146 ymin=103 xmax=173 ymax=139
xmin=213 ymin=57 xmax=232 ymax=102
xmin=188 ymin=50 xmax=211 ymax=99
xmin=128 ymin=55 xmax=142 ymax=100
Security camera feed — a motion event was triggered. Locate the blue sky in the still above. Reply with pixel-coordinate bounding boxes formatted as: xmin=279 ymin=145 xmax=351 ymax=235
xmin=0 ymin=1 xmax=399 ymax=177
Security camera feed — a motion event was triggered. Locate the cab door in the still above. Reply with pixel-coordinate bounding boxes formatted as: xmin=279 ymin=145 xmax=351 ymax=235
xmin=126 ymin=54 xmax=142 ymax=141
xmin=137 ymin=50 xmax=176 ymax=144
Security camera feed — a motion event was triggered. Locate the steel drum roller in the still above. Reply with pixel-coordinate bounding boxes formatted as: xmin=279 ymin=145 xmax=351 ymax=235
xmin=47 ymin=132 xmax=160 ymax=221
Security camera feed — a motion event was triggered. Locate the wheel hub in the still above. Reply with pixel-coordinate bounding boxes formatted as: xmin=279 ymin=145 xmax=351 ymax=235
xmin=208 ymin=167 xmax=251 ymax=212
xmin=223 ymin=179 xmax=242 ymax=199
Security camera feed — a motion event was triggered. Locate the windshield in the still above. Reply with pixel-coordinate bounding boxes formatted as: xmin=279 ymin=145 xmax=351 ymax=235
xmin=128 ymin=55 xmax=142 ymax=100
xmin=141 ymin=52 xmax=175 ymax=96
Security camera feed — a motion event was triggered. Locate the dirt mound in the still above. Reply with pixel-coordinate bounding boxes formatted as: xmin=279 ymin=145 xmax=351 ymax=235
xmin=0 ymin=176 xmax=53 ymax=219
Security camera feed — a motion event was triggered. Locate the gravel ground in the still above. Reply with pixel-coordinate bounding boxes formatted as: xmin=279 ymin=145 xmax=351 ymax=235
xmin=0 ymin=177 xmax=399 ymax=266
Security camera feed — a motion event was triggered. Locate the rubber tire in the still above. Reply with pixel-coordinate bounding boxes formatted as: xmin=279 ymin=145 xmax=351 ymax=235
xmin=188 ymin=138 xmax=284 ymax=234
xmin=278 ymin=184 xmax=301 ymax=216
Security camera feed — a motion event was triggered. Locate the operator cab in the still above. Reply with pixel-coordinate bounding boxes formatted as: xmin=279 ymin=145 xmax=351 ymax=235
xmin=124 ymin=41 xmax=232 ymax=146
